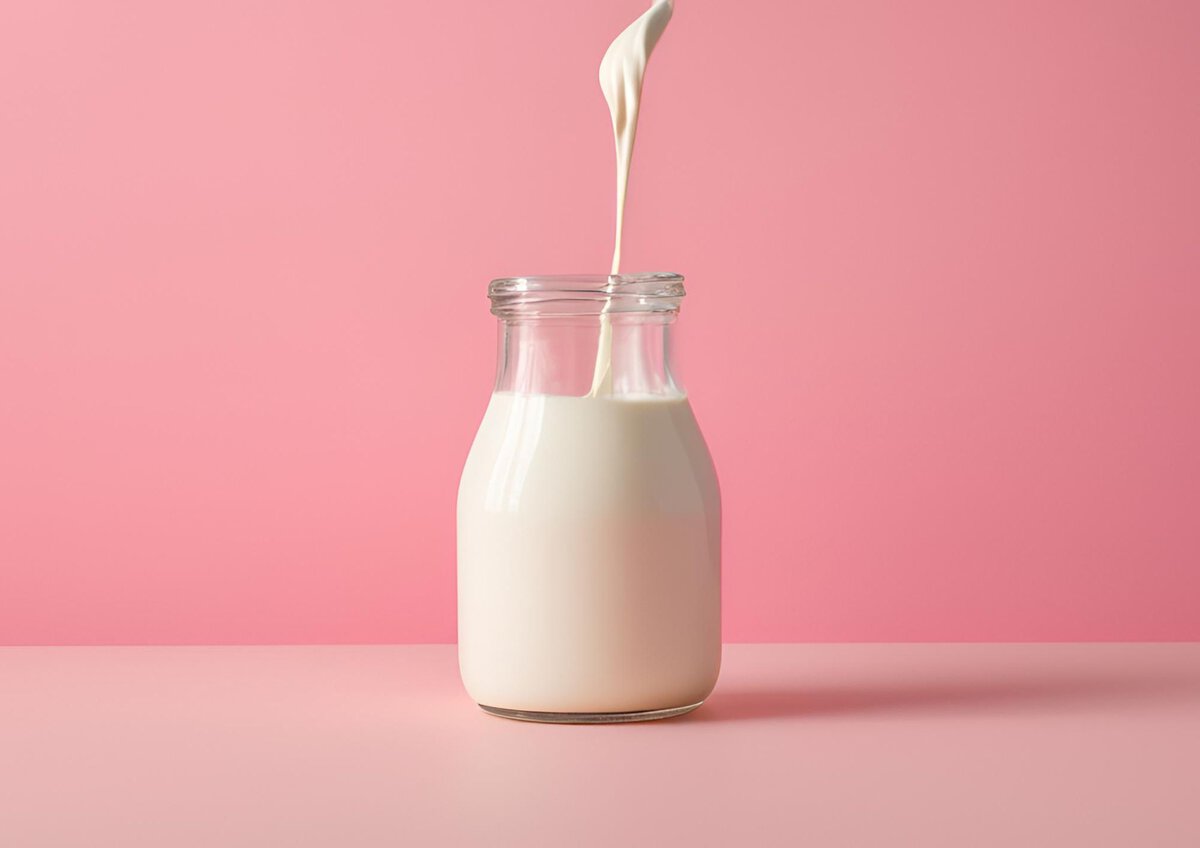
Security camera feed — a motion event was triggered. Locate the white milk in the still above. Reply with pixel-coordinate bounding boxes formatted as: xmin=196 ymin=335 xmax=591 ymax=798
xmin=458 ymin=391 xmax=721 ymax=714
xmin=588 ymin=0 xmax=674 ymax=397
xmin=600 ymin=0 xmax=673 ymax=277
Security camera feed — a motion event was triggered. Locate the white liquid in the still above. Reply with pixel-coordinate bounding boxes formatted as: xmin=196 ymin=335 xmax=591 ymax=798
xmin=458 ymin=392 xmax=721 ymax=714
xmin=588 ymin=0 xmax=674 ymax=397
xmin=601 ymin=0 xmax=672 ymax=276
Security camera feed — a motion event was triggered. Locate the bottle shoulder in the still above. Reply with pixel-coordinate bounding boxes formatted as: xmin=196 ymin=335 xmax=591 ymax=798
xmin=458 ymin=392 xmax=718 ymax=514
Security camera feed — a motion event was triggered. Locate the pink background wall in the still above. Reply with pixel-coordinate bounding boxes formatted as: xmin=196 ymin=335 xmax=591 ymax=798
xmin=2 ymin=0 xmax=1197 ymax=645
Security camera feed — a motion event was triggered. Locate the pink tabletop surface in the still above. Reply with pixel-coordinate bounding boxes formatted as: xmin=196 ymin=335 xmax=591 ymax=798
xmin=2 ymin=643 xmax=1198 ymax=846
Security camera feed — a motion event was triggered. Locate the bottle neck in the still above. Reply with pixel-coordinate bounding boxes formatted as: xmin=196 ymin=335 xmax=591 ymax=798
xmin=494 ymin=313 xmax=683 ymax=398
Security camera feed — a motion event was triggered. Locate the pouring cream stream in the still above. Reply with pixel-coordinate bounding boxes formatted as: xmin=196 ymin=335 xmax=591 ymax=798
xmin=587 ymin=0 xmax=674 ymax=397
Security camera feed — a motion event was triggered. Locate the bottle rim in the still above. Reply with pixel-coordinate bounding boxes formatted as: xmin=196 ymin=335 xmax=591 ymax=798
xmin=488 ymin=273 xmax=685 ymax=317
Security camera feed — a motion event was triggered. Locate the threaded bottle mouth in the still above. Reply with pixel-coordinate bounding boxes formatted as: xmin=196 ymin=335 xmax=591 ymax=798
xmin=488 ymin=273 xmax=685 ymax=317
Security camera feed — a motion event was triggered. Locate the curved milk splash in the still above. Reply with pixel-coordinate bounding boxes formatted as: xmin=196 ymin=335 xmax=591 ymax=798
xmin=587 ymin=0 xmax=674 ymax=398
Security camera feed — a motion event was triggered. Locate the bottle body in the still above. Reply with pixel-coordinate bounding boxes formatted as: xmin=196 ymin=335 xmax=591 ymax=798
xmin=457 ymin=274 xmax=720 ymax=721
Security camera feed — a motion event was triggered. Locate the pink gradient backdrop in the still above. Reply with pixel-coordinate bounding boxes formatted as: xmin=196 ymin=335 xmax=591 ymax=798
xmin=2 ymin=0 xmax=1198 ymax=644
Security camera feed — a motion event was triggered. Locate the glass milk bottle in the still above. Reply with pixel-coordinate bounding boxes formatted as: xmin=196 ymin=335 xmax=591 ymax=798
xmin=457 ymin=274 xmax=721 ymax=723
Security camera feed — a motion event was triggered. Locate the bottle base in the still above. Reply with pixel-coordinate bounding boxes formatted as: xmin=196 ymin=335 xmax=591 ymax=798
xmin=478 ymin=701 xmax=704 ymax=724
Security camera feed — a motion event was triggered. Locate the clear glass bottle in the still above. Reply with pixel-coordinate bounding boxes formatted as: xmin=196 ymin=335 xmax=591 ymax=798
xmin=457 ymin=274 xmax=721 ymax=723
